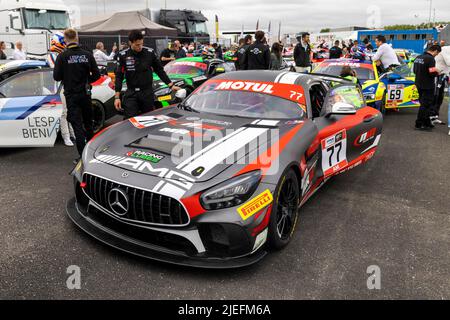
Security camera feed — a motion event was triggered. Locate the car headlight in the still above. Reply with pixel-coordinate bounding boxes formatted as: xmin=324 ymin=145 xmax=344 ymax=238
xmin=364 ymin=93 xmax=376 ymax=101
xmin=71 ymin=159 xmax=84 ymax=182
xmin=200 ymin=170 xmax=261 ymax=210
xmin=154 ymin=87 xmax=171 ymax=96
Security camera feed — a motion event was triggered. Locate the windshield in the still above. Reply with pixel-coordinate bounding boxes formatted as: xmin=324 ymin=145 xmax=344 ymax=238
xmin=24 ymin=9 xmax=70 ymax=30
xmin=164 ymin=60 xmax=207 ymax=76
xmin=187 ymin=21 xmax=208 ymax=34
xmin=314 ymin=63 xmax=375 ymax=81
xmin=183 ymin=81 xmax=306 ymax=120
xmin=391 ymin=64 xmax=414 ymax=78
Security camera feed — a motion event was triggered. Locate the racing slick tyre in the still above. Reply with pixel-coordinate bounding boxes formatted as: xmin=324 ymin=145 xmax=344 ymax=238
xmin=91 ymin=99 xmax=106 ymax=133
xmin=267 ymin=168 xmax=300 ymax=250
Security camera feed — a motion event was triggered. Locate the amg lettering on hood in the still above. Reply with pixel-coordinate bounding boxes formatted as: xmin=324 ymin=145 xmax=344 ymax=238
xmin=91 ymin=154 xmax=195 ymax=199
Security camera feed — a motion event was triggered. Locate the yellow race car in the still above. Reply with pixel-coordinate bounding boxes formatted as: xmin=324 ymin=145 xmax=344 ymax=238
xmin=313 ymin=59 xmax=420 ymax=114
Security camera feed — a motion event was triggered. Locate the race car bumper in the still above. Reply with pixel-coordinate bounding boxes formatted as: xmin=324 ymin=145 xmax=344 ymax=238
xmin=66 ymin=191 xmax=268 ymax=268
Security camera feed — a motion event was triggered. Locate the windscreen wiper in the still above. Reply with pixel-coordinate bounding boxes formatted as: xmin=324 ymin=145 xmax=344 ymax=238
xmin=178 ymin=102 xmax=199 ymax=113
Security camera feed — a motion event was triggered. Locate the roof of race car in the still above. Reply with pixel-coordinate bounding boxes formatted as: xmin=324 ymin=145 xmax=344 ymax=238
xmin=0 ymin=60 xmax=48 ymax=73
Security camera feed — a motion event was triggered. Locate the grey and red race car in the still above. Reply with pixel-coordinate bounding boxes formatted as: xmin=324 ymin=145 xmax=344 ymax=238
xmin=67 ymin=71 xmax=383 ymax=268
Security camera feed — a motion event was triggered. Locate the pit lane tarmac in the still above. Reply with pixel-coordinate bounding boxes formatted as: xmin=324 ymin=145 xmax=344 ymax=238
xmin=1 ymin=103 xmax=449 ymax=299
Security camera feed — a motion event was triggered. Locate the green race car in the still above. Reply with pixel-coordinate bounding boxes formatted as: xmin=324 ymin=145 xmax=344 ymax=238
xmin=152 ymin=57 xmax=236 ymax=107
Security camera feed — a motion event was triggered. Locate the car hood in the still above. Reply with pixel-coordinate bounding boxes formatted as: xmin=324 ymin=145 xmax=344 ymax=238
xmin=93 ymin=108 xmax=284 ymax=183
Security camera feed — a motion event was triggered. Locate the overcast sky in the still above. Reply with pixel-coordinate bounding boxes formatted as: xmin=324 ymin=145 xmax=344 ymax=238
xmin=64 ymin=0 xmax=450 ymax=34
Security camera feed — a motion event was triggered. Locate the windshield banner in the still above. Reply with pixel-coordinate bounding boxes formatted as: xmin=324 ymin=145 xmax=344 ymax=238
xmin=203 ymin=79 xmax=306 ymax=104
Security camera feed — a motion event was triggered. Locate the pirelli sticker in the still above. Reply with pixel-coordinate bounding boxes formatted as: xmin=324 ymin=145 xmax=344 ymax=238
xmin=237 ymin=189 xmax=274 ymax=221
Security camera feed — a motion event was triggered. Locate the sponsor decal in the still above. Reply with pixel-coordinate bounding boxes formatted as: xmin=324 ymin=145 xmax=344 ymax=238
xmin=22 ymin=116 xmax=60 ymax=139
xmin=129 ymin=115 xmax=173 ymax=129
xmin=387 ymin=84 xmax=405 ymax=103
xmin=193 ymin=75 xmax=207 ymax=82
xmin=321 ymin=130 xmax=348 ymax=178
xmin=157 ymin=95 xmax=172 ymax=102
xmin=92 ymin=154 xmax=195 ymax=199
xmin=172 ymin=61 xmax=207 ymax=70
xmin=207 ymin=79 xmax=306 ymax=104
xmin=237 ymin=190 xmax=274 ymax=221
xmin=159 ymin=127 xmax=190 ymax=135
xmin=126 ymin=150 xmax=165 ymax=163
xmin=354 ymin=128 xmax=377 ymax=146
xmin=185 ymin=117 xmax=232 ymax=126
xmin=216 ymin=81 xmax=275 ymax=94
xmin=328 ymin=62 xmax=361 ymax=67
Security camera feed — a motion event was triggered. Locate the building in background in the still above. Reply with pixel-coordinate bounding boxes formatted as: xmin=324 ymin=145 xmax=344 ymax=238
xmin=358 ymin=26 xmax=449 ymax=53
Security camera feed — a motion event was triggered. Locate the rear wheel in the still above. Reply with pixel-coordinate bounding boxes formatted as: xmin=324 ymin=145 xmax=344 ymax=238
xmin=267 ymin=169 xmax=300 ymax=250
xmin=91 ymin=99 xmax=106 ymax=133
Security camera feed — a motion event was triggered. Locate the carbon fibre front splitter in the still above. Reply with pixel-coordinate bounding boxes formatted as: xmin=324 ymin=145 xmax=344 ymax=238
xmin=66 ymin=198 xmax=267 ymax=269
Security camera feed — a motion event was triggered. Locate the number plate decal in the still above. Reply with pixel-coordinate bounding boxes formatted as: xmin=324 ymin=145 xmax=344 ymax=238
xmin=321 ymin=130 xmax=348 ymax=178
xmin=387 ymin=84 xmax=405 ymax=103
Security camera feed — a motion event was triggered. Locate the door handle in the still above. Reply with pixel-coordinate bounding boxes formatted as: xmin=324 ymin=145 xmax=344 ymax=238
xmin=363 ymin=115 xmax=376 ymax=123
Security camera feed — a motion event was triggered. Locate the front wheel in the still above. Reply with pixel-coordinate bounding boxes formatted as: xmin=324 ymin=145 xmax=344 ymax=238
xmin=91 ymin=99 xmax=106 ymax=133
xmin=267 ymin=169 xmax=300 ymax=250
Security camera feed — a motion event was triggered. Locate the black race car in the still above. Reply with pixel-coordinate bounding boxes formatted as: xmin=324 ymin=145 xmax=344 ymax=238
xmin=68 ymin=71 xmax=383 ymax=268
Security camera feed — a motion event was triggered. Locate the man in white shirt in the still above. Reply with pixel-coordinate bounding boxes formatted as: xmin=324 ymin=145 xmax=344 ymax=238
xmin=13 ymin=41 xmax=26 ymax=60
xmin=373 ymin=35 xmax=399 ymax=71
xmin=93 ymin=42 xmax=117 ymax=64
xmin=433 ymin=45 xmax=450 ymax=128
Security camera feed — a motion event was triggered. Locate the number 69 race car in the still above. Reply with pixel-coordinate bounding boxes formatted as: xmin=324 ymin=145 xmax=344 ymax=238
xmin=67 ymin=71 xmax=383 ymax=268
xmin=313 ymin=59 xmax=420 ymax=114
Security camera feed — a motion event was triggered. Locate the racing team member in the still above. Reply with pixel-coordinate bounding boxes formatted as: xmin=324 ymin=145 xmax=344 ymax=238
xmin=432 ymin=45 xmax=450 ymax=126
xmin=236 ymin=35 xmax=252 ymax=70
xmin=329 ymin=40 xmax=343 ymax=59
xmin=340 ymin=66 xmax=358 ymax=84
xmin=373 ymin=35 xmax=399 ymax=72
xmin=242 ymin=30 xmax=270 ymax=70
xmin=53 ymin=28 xmax=100 ymax=161
xmin=160 ymin=42 xmax=176 ymax=66
xmin=294 ymin=32 xmax=312 ymax=73
xmin=114 ymin=30 xmax=181 ymax=119
xmin=413 ymin=45 xmax=442 ymax=131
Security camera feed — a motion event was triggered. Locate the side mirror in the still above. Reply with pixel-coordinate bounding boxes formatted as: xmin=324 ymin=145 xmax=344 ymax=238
xmin=175 ymin=89 xmax=187 ymax=100
xmin=326 ymin=102 xmax=357 ymax=117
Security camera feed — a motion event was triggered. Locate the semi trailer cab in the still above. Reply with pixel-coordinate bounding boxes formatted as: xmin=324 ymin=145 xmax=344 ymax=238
xmin=0 ymin=0 xmax=71 ymax=59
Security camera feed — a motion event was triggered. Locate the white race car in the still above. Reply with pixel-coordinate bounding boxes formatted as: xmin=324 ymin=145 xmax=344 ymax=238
xmin=0 ymin=67 xmax=116 ymax=147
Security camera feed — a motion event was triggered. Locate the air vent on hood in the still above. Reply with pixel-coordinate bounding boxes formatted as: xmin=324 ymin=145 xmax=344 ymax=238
xmin=128 ymin=134 xmax=192 ymax=156
xmin=166 ymin=113 xmax=184 ymax=119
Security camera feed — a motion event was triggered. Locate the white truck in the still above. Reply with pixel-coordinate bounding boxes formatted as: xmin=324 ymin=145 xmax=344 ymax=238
xmin=0 ymin=0 xmax=72 ymax=59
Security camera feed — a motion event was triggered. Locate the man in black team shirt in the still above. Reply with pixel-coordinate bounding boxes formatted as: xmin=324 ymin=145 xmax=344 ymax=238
xmin=53 ymin=28 xmax=100 ymax=162
xmin=160 ymin=42 xmax=176 ymax=66
xmin=243 ymin=30 xmax=270 ymax=70
xmin=413 ymin=45 xmax=441 ymax=131
xmin=114 ymin=30 xmax=181 ymax=119
xmin=329 ymin=40 xmax=343 ymax=59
